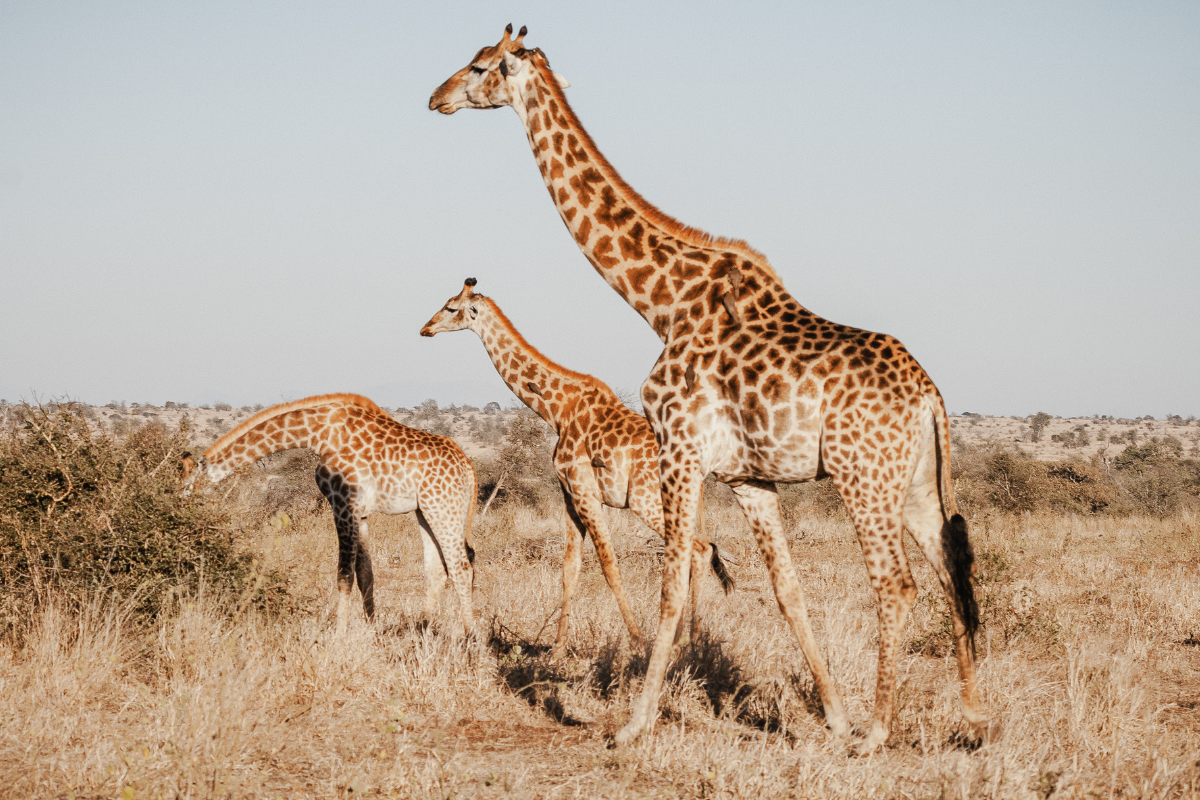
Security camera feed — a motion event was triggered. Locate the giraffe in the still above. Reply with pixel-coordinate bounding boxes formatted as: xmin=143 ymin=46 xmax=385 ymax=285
xmin=181 ymin=393 xmax=477 ymax=635
xmin=429 ymin=26 xmax=985 ymax=753
xmin=420 ymin=278 xmax=733 ymax=659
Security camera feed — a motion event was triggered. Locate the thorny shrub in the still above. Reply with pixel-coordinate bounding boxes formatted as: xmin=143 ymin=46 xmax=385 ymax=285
xmin=0 ymin=403 xmax=285 ymax=628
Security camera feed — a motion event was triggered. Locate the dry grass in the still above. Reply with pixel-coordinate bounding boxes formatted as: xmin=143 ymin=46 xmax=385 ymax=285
xmin=3 ymin=498 xmax=1199 ymax=798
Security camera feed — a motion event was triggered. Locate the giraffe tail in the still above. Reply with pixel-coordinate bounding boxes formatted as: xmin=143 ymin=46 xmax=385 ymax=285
xmin=709 ymin=544 xmax=735 ymax=596
xmin=696 ymin=485 xmax=735 ymax=595
xmin=929 ymin=393 xmax=979 ymax=648
xmin=464 ymin=462 xmax=477 ymax=567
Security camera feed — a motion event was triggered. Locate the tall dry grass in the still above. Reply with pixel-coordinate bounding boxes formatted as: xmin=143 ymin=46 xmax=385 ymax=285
xmin=3 ymin=494 xmax=1198 ymax=798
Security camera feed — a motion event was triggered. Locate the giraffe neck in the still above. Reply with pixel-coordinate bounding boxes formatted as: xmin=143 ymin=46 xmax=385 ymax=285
xmin=472 ymin=297 xmax=603 ymax=429
xmin=201 ymin=395 xmax=375 ymax=481
xmin=513 ymin=60 xmax=788 ymax=342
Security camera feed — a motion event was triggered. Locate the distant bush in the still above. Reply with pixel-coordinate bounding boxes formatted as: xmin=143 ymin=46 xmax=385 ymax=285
xmin=0 ymin=404 xmax=282 ymax=625
xmin=1111 ymin=436 xmax=1199 ymax=517
xmin=952 ymin=439 xmax=1198 ymax=518
xmin=468 ymin=413 xmax=508 ymax=447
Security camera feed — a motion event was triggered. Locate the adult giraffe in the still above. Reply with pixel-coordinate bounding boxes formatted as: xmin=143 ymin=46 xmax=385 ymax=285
xmin=429 ymin=25 xmax=985 ymax=752
xmin=421 ymin=278 xmax=733 ymax=659
xmin=181 ymin=394 xmax=477 ymax=635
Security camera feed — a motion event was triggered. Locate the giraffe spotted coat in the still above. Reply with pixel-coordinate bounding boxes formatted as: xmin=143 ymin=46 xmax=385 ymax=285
xmin=421 ymin=279 xmax=732 ymax=658
xmin=182 ymin=394 xmax=477 ymax=634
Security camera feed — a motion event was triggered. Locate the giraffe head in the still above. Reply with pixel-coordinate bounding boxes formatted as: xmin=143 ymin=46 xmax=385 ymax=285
xmin=179 ymin=452 xmax=229 ymax=494
xmin=179 ymin=452 xmax=207 ymax=495
xmin=420 ymin=278 xmax=482 ymax=337
xmin=429 ymin=24 xmax=569 ymax=116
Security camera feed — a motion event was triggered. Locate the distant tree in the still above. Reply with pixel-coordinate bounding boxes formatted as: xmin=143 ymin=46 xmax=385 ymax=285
xmin=411 ymin=399 xmax=451 ymax=436
xmin=1028 ymin=412 xmax=1052 ymax=442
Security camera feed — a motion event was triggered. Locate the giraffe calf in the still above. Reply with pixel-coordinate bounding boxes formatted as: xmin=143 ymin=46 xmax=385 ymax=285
xmin=422 ymin=279 xmax=733 ymax=659
xmin=180 ymin=393 xmax=477 ymax=635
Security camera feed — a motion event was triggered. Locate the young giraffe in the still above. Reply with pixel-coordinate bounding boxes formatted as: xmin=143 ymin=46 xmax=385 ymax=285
xmin=181 ymin=394 xmax=477 ymax=635
xmin=420 ymin=278 xmax=733 ymax=658
xmin=430 ymin=26 xmax=985 ymax=752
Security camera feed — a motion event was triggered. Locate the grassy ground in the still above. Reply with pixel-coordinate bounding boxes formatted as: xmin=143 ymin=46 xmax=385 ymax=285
xmin=2 ymin=499 xmax=1199 ymax=798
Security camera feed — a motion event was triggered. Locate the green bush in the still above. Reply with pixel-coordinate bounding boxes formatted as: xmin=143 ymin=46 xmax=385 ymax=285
xmin=0 ymin=403 xmax=280 ymax=624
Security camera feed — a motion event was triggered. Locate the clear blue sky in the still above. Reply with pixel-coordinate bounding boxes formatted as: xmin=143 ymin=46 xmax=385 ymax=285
xmin=2 ymin=2 xmax=1197 ymax=417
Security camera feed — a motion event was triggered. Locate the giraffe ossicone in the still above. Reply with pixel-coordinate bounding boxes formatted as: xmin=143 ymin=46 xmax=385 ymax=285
xmin=181 ymin=393 xmax=478 ymax=636
xmin=431 ymin=28 xmax=987 ymax=753
xmin=421 ymin=278 xmax=733 ymax=659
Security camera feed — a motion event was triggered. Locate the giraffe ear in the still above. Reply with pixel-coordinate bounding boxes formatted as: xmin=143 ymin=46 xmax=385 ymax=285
xmin=553 ymin=72 xmax=570 ymax=90
xmin=502 ymin=51 xmax=526 ymax=77
xmin=468 ymin=304 xmax=478 ymax=320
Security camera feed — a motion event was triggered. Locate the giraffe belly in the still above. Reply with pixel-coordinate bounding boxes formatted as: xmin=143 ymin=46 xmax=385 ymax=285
xmin=695 ymin=399 xmax=824 ymax=484
xmin=597 ymin=467 xmax=632 ymax=509
xmin=367 ymin=476 xmax=420 ymax=516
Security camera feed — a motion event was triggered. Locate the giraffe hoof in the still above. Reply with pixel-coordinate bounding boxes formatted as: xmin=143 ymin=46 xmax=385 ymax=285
xmin=852 ymin=726 xmax=888 ymax=757
xmin=971 ymin=716 xmax=1001 ymax=744
xmin=825 ymin=715 xmax=852 ymax=740
xmin=614 ymin=720 xmax=644 ymax=747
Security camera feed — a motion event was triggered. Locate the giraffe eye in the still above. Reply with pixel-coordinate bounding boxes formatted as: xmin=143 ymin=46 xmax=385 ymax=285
xmin=469 ymin=66 xmax=486 ymax=75
xmin=446 ymin=306 xmax=458 ymax=313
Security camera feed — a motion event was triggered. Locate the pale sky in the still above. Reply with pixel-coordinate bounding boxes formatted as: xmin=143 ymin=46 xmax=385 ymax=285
xmin=2 ymin=2 xmax=1197 ymax=417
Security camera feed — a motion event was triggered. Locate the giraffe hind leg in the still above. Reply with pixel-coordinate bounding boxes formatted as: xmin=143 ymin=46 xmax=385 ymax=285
xmin=356 ymin=516 xmax=375 ymax=621
xmin=416 ymin=509 xmax=448 ymax=621
xmin=831 ymin=469 xmax=918 ymax=755
xmin=417 ymin=504 xmax=474 ymax=636
xmin=552 ymin=486 xmax=585 ymax=660
xmin=902 ymin=451 xmax=987 ymax=735
xmin=567 ymin=478 xmax=643 ymax=649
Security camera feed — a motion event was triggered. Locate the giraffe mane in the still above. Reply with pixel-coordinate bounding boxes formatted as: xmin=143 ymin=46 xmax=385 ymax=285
xmin=530 ymin=54 xmax=783 ymax=284
xmin=204 ymin=393 xmax=385 ymax=459
xmin=481 ymin=295 xmax=617 ymax=400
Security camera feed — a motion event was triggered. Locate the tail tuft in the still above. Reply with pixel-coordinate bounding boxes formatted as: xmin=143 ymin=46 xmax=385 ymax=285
xmin=710 ymin=544 xmax=735 ymax=596
xmin=943 ymin=513 xmax=979 ymax=649
xmin=466 ymin=542 xmax=476 ymax=565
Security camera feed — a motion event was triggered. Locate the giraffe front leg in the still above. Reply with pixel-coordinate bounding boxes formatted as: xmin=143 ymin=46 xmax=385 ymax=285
xmin=318 ymin=470 xmax=359 ymax=637
xmin=552 ymin=488 xmax=585 ymax=660
xmin=615 ymin=452 xmax=701 ymax=746
xmin=729 ymin=479 xmax=850 ymax=739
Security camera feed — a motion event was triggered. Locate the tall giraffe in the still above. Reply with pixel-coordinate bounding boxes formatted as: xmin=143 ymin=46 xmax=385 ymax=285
xmin=181 ymin=394 xmax=477 ymax=635
xmin=430 ymin=26 xmax=985 ymax=752
xmin=420 ymin=278 xmax=733 ymax=658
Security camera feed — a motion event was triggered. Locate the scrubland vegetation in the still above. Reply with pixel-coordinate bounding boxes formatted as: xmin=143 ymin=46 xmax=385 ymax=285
xmin=1 ymin=401 xmax=1198 ymax=798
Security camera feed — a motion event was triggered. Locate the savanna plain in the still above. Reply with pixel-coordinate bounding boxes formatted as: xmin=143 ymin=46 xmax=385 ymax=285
xmin=2 ymin=400 xmax=1198 ymax=798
